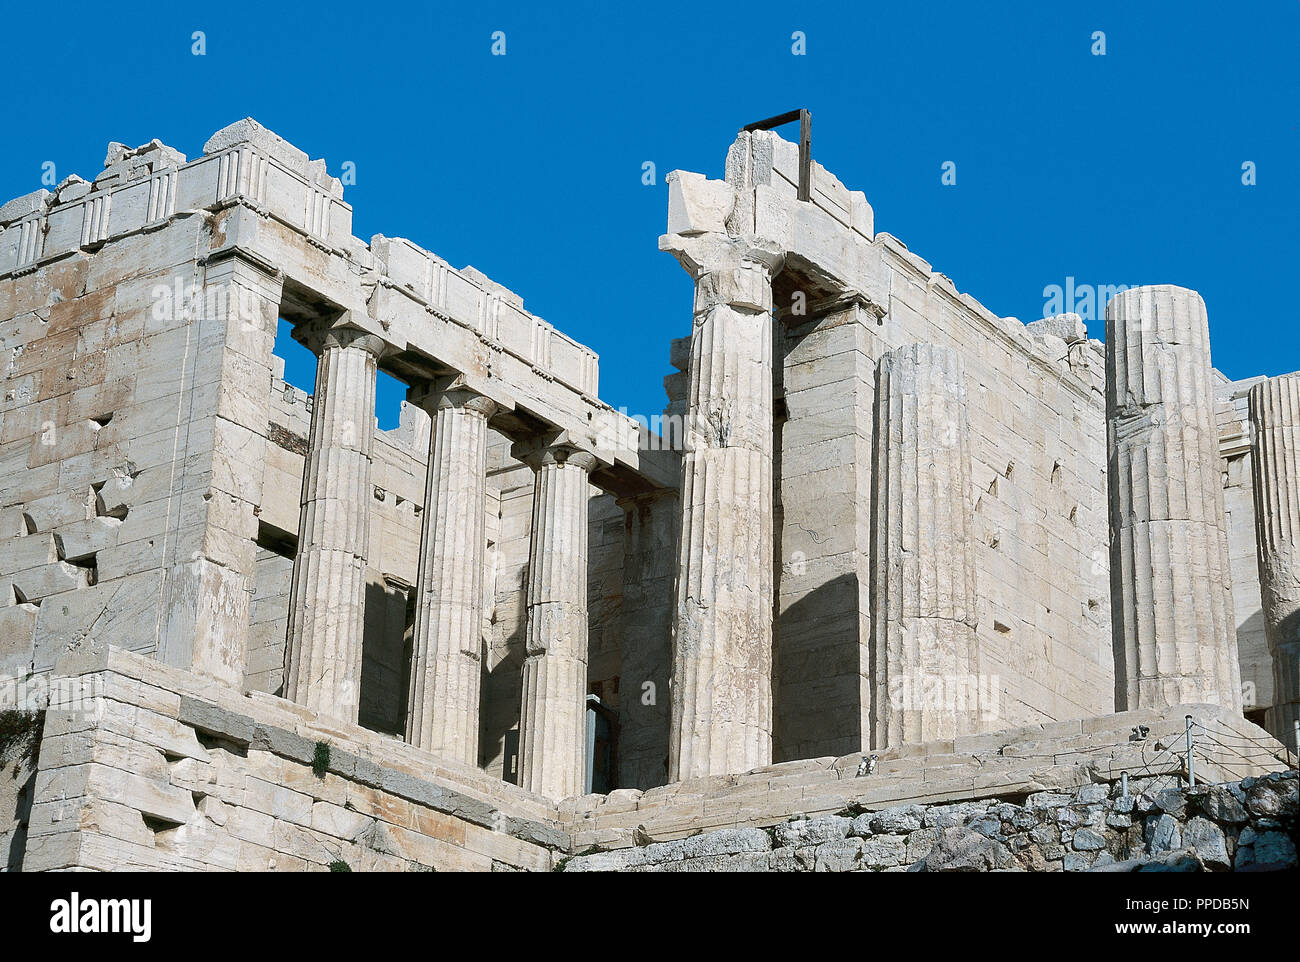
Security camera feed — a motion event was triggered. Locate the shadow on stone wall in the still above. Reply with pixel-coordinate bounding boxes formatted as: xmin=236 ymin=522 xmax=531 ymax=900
xmin=774 ymin=571 xmax=866 ymax=763
xmin=1 ymin=710 xmax=43 ymax=872
xmin=359 ymin=580 xmax=412 ymax=737
xmin=481 ymin=624 xmax=525 ymax=783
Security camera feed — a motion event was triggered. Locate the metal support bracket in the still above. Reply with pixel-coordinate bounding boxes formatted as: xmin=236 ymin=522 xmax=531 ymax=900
xmin=741 ymin=108 xmax=812 ymax=202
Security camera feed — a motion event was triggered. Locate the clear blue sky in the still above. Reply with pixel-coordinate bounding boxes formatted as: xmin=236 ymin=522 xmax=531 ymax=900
xmin=3 ymin=1 xmax=1296 ymax=427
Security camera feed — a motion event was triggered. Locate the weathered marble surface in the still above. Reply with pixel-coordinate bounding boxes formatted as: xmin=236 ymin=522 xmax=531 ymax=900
xmin=1106 ymin=286 xmax=1241 ymax=711
xmin=283 ymin=323 xmax=384 ymax=724
xmin=10 ymin=647 xmax=1291 ymax=872
xmin=871 ymin=343 xmax=980 ymax=746
xmin=516 ymin=441 xmax=599 ymax=799
xmin=405 ymin=386 xmax=497 ymax=764
xmin=1250 ymin=373 xmax=1300 ymax=750
xmin=660 ymin=235 xmax=783 ymax=781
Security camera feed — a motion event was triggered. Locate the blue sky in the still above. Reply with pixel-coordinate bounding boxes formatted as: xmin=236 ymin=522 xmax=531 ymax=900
xmin=3 ymin=1 xmax=1296 ymax=427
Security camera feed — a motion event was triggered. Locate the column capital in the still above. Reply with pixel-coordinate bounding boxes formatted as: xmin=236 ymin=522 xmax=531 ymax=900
xmin=407 ymin=378 xmax=499 ymax=420
xmin=511 ymin=430 xmax=604 ymax=473
xmin=294 ymin=312 xmax=388 ymax=358
xmin=659 ymin=231 xmax=784 ymax=285
xmin=406 ymin=372 xmax=514 ymax=420
xmin=669 ymin=234 xmax=785 ymax=321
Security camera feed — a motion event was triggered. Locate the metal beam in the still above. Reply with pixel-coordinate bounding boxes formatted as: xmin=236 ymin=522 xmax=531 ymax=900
xmin=741 ymin=108 xmax=812 ymax=202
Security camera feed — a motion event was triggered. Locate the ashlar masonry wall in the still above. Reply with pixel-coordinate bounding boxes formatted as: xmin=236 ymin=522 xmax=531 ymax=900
xmin=19 ymin=647 xmax=567 ymax=871
xmin=879 ymin=267 xmax=1113 ymax=732
xmin=1 ymin=185 xmax=283 ymax=688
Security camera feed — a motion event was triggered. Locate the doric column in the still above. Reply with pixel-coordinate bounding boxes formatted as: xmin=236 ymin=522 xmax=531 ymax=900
xmin=1106 ymin=285 xmax=1240 ymax=710
xmin=283 ymin=318 xmax=385 ymax=723
xmin=869 ymin=343 xmax=980 ymax=747
xmin=514 ymin=439 xmax=599 ymax=799
xmin=667 ymin=239 xmax=782 ymax=781
xmin=1248 ymin=372 xmax=1300 ymax=751
xmin=405 ymin=384 xmax=498 ymax=764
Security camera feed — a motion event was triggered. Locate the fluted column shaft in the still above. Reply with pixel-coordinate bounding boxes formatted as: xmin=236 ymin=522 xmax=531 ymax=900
xmin=517 ymin=444 xmax=598 ymax=799
xmin=406 ymin=387 xmax=498 ymax=763
xmin=1249 ymin=372 xmax=1300 ymax=751
xmin=1106 ymin=285 xmax=1240 ymax=710
xmin=283 ymin=323 xmax=384 ymax=723
xmin=870 ymin=343 xmax=980 ymax=747
xmin=669 ymin=245 xmax=779 ymax=781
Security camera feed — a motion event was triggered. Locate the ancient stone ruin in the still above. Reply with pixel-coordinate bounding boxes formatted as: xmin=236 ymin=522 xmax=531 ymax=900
xmin=0 ymin=119 xmax=1296 ymax=871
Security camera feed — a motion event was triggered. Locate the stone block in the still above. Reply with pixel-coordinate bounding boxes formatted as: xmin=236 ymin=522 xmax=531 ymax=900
xmin=665 ymin=171 xmax=733 ymax=236
xmin=52 ymin=517 xmax=121 ymax=562
xmin=1234 ymin=827 xmax=1297 ymax=871
xmin=11 ymin=562 xmax=90 ymax=601
xmin=1181 ymin=816 xmax=1229 ymax=870
xmin=0 ymin=533 xmax=57 ymax=575
xmin=773 ymin=814 xmax=850 ymax=847
xmin=0 ymin=605 xmax=38 ymax=674
xmin=813 ymin=837 xmax=865 ymax=872
xmin=864 ymin=804 xmax=924 ymax=835
xmin=1144 ymin=813 xmax=1182 ymax=854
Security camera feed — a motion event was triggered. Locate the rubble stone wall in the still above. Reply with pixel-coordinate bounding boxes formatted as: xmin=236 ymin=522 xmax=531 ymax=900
xmin=560 ymin=770 xmax=1298 ymax=872
xmin=563 ymin=703 xmax=1290 ymax=851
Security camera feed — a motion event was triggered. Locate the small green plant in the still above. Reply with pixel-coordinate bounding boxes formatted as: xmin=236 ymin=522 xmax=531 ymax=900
xmin=554 ymin=845 xmax=602 ymax=872
xmin=0 ymin=710 xmax=43 ymax=768
xmin=312 ymin=741 xmax=331 ymax=778
xmin=328 ymin=860 xmax=351 ymax=872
